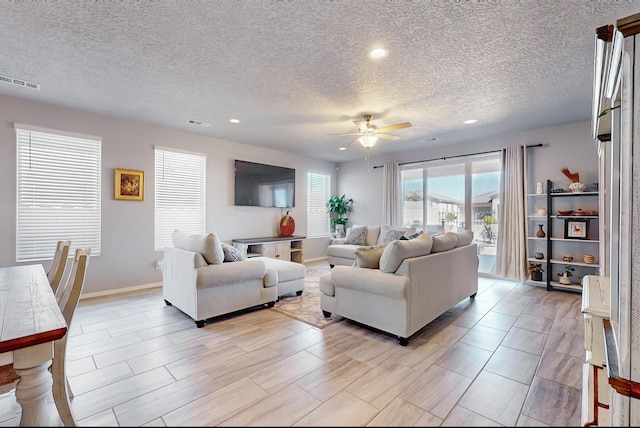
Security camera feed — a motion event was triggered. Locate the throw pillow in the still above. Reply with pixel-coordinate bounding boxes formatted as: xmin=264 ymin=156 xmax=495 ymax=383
xmin=431 ymin=232 xmax=458 ymax=253
xmin=378 ymin=228 xmax=407 ymax=244
xmin=379 ymin=234 xmax=433 ymax=273
xmin=399 ymin=230 xmax=424 ymax=240
xmin=345 ymin=225 xmax=367 ymax=246
xmin=172 ymin=230 xmax=224 ymax=264
xmin=221 ymin=242 xmax=247 ymax=262
xmin=354 ymin=244 xmax=388 ymax=269
xmin=453 ymin=230 xmax=474 ymax=247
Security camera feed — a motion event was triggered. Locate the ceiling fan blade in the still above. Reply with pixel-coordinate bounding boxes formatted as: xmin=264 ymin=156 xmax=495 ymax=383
xmin=377 ymin=134 xmax=401 ymax=140
xmin=376 ymin=122 xmax=412 ymax=133
xmin=326 ymin=132 xmax=362 ymax=136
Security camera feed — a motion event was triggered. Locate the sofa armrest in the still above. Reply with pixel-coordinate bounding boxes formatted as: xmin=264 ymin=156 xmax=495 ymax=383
xmin=195 ymin=258 xmax=267 ymax=289
xmin=331 ymin=238 xmax=347 ymax=245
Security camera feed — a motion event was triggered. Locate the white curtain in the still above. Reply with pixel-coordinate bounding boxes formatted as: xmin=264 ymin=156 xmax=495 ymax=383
xmin=494 ymin=146 xmax=528 ymax=280
xmin=382 ymin=162 xmax=401 ymax=225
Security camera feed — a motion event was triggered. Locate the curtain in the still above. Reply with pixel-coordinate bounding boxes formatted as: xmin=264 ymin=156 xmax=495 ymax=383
xmin=382 ymin=162 xmax=401 ymax=225
xmin=494 ymin=146 xmax=528 ymax=280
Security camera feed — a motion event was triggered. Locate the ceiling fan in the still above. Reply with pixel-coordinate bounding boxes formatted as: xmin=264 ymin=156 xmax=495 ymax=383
xmin=328 ymin=114 xmax=412 ymax=149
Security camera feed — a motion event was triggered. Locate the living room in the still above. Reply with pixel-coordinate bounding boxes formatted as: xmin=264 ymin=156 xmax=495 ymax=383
xmin=1 ymin=1 xmax=640 ymax=427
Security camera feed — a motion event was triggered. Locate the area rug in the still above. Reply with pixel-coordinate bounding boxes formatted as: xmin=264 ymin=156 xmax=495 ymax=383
xmin=271 ymin=262 xmax=344 ymax=329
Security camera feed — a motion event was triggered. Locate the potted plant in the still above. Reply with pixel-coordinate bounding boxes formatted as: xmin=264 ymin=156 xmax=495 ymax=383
xmin=326 ymin=194 xmax=353 ymax=235
xmin=557 ymin=265 xmax=575 ymax=284
xmin=528 ymin=263 xmax=544 ymax=282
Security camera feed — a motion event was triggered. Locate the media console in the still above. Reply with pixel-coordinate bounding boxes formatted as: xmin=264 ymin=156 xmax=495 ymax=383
xmin=232 ymin=236 xmax=305 ymax=264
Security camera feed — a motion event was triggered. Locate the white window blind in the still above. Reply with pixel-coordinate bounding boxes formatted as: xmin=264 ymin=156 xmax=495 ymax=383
xmin=307 ymin=172 xmax=330 ymax=237
xmin=16 ymin=126 xmax=102 ymax=262
xmin=155 ymin=147 xmax=206 ymax=251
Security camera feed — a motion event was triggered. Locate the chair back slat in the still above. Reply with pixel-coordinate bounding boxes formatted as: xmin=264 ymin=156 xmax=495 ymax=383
xmin=56 ymin=248 xmax=90 ymax=326
xmin=46 ymin=240 xmax=71 ymax=293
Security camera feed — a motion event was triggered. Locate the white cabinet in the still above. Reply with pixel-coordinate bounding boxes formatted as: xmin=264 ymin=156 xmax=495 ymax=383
xmin=232 ymin=236 xmax=304 ymax=263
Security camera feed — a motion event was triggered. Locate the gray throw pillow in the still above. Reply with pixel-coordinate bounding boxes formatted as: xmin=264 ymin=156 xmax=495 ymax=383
xmin=378 ymin=228 xmax=407 ymax=244
xmin=345 ymin=225 xmax=367 ymax=246
xmin=221 ymin=242 xmax=247 ymax=262
xmin=400 ymin=231 xmax=424 ymax=240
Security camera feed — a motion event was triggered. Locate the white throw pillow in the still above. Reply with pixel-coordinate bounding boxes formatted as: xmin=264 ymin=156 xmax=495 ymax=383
xmin=221 ymin=242 xmax=247 ymax=262
xmin=172 ymin=230 xmax=225 ymax=265
xmin=379 ymin=234 xmax=433 ymax=273
xmin=377 ymin=225 xmax=408 ymax=245
xmin=345 ymin=225 xmax=367 ymax=246
xmin=453 ymin=230 xmax=474 ymax=247
xmin=431 ymin=232 xmax=458 ymax=253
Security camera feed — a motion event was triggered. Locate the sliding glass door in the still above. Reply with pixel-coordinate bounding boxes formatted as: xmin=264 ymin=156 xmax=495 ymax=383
xmin=400 ymin=153 xmax=501 ymax=275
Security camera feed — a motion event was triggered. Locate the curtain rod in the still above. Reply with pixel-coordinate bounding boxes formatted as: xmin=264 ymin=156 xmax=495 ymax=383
xmin=372 ymin=143 xmax=543 ymax=169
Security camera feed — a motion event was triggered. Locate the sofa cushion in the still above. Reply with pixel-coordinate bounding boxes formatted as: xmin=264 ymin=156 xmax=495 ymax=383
xmin=431 ymin=232 xmax=458 ymax=253
xmin=453 ymin=230 xmax=474 ymax=247
xmin=262 ymin=257 xmax=307 ymax=282
xmin=354 ymin=244 xmax=388 ymax=269
xmin=345 ymin=225 xmax=367 ymax=245
xmin=355 ymin=225 xmax=381 ymax=246
xmin=195 ymin=258 xmax=266 ymax=288
xmin=221 ymin=242 xmax=247 ymax=262
xmin=379 ymin=233 xmax=433 ymax=273
xmin=172 ymin=230 xmax=224 ymax=265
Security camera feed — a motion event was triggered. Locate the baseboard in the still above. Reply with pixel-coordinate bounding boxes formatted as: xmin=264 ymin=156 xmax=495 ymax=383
xmin=303 ymin=256 xmax=328 ymax=264
xmin=81 ymin=282 xmax=162 ymax=300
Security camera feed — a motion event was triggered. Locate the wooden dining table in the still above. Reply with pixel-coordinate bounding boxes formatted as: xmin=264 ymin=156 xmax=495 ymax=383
xmin=0 ymin=264 xmax=67 ymax=426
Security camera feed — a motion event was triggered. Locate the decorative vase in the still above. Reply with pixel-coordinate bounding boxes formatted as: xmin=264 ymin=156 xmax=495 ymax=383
xmin=279 ymin=211 xmax=295 ymax=237
xmin=335 ymin=224 xmax=345 ymax=237
xmin=536 ymin=225 xmax=546 ymax=238
xmin=534 ymin=252 xmax=544 ymax=259
xmin=559 ymin=274 xmax=571 ymax=285
xmin=531 ymin=271 xmax=543 ymax=281
xmin=569 ymin=182 xmax=587 ymax=193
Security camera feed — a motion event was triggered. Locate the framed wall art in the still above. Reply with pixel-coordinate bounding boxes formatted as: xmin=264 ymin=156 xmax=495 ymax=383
xmin=115 ymin=168 xmax=144 ymax=201
xmin=564 ymin=219 xmax=588 ymax=240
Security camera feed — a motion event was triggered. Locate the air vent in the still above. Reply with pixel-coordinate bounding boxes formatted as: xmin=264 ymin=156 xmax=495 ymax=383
xmin=0 ymin=74 xmax=40 ymax=90
xmin=187 ymin=119 xmax=210 ymax=127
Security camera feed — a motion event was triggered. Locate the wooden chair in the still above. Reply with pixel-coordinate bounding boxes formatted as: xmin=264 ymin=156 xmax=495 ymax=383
xmin=46 ymin=240 xmax=71 ymax=294
xmin=52 ymin=247 xmax=91 ymax=427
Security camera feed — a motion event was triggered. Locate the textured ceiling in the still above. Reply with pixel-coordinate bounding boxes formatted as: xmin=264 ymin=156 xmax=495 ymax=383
xmin=1 ymin=0 xmax=639 ymax=163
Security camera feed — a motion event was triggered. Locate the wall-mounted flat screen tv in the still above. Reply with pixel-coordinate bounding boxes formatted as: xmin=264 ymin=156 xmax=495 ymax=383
xmin=234 ymin=160 xmax=295 ymax=208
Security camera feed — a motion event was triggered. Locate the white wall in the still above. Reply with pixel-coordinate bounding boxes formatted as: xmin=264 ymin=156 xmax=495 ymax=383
xmin=0 ymin=94 xmax=336 ymax=294
xmin=336 ymin=120 xmax=599 ymax=226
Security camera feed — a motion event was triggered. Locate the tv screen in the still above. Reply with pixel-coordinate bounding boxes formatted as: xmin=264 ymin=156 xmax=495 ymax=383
xmin=234 ymin=160 xmax=295 ymax=208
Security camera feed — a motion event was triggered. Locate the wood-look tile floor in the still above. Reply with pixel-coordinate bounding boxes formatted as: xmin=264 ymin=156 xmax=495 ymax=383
xmin=0 ymin=261 xmax=585 ymax=426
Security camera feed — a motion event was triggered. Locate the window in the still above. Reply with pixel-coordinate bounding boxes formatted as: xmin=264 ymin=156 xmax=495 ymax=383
xmin=15 ymin=124 xmax=101 ymax=262
xmin=400 ymin=153 xmax=501 ymax=274
xmin=307 ymin=172 xmax=330 ymax=237
xmin=155 ymin=146 xmax=206 ymax=251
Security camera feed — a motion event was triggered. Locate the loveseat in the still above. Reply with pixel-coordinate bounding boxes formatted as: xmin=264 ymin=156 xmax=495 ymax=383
xmin=162 ymin=230 xmax=306 ymax=327
xmin=327 ymin=224 xmax=417 ymax=267
xmin=320 ymin=230 xmax=478 ymax=345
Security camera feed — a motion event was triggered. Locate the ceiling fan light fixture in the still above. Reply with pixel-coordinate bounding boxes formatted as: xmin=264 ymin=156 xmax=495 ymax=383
xmin=358 ymin=135 xmax=379 ymax=148
xmin=463 ymin=119 xmax=477 ymax=124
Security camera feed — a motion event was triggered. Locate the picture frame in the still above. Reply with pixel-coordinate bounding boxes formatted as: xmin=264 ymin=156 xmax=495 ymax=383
xmin=564 ymin=219 xmax=588 ymax=239
xmin=114 ymin=168 xmax=144 ymax=201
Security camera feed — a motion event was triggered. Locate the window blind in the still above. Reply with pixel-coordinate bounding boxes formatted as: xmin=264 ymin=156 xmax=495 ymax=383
xmin=307 ymin=172 xmax=330 ymax=237
xmin=154 ymin=147 xmax=207 ymax=251
xmin=16 ymin=127 xmax=102 ymax=262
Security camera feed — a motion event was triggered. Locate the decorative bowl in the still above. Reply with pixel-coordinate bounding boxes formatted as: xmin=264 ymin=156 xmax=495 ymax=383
xmin=585 ymin=210 xmax=597 ymax=215
xmin=557 ymin=210 xmax=574 ymax=216
xmin=583 ymin=254 xmax=596 ymax=264
xmin=569 ymin=182 xmax=587 ymax=193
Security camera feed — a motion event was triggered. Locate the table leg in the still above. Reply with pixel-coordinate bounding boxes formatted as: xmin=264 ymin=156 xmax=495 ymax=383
xmin=14 ymin=360 xmax=58 ymax=427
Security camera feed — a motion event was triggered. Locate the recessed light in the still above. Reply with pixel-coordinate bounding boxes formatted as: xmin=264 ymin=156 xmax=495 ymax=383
xmin=369 ymin=48 xmax=388 ymax=59
xmin=463 ymin=119 xmax=477 ymax=124
xmin=339 ymin=147 xmax=347 ymax=151
xmin=229 ymin=119 xmax=240 ymax=124
xmin=187 ymin=119 xmax=210 ymax=127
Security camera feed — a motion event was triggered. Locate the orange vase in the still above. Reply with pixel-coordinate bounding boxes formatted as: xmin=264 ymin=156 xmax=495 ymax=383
xmin=279 ymin=211 xmax=295 ymax=237
xmin=535 ymin=225 xmax=546 ymax=238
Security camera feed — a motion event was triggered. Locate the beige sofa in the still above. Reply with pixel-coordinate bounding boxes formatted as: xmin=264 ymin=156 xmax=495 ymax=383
xmin=327 ymin=224 xmax=417 ymax=267
xmin=320 ymin=231 xmax=478 ymax=345
xmin=162 ymin=230 xmax=305 ymax=327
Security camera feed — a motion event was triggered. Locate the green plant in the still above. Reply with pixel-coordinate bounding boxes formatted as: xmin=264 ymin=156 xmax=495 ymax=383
xmin=558 ymin=265 xmax=575 ymax=277
xmin=482 ymin=215 xmax=497 ymax=242
xmin=326 ymin=194 xmax=353 ymax=228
